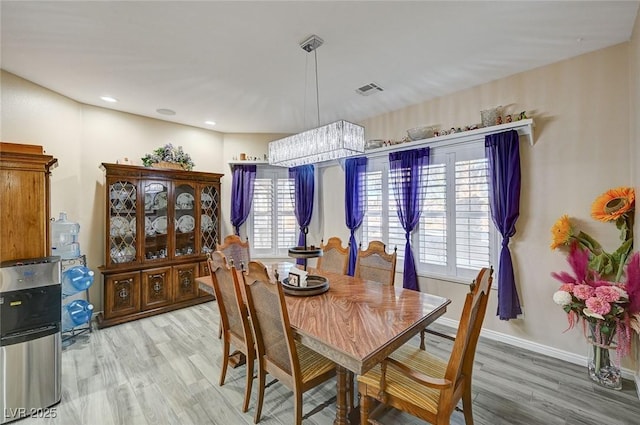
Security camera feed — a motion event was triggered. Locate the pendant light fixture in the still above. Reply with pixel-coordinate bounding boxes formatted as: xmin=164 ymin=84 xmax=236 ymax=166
xmin=268 ymin=35 xmax=365 ymax=167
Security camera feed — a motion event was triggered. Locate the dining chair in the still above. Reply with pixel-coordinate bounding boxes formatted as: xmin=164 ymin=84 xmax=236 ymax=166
xmin=357 ymin=267 xmax=493 ymax=425
xmin=241 ymin=260 xmax=336 ymax=425
xmin=355 ymin=240 xmax=397 ymax=286
xmin=216 ymin=234 xmax=251 ymax=268
xmin=207 ymin=251 xmax=255 ymax=413
xmin=316 ymin=237 xmax=349 ymax=275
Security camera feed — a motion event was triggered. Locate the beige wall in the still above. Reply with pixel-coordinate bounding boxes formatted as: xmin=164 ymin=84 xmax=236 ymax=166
xmin=1 ymin=70 xmax=226 ymax=307
xmin=320 ymin=43 xmax=632 ymax=359
xmin=1 ymin=35 xmax=638 ymax=362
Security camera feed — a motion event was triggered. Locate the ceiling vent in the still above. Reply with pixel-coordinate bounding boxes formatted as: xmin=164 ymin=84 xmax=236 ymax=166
xmin=356 ymin=82 xmax=384 ymax=96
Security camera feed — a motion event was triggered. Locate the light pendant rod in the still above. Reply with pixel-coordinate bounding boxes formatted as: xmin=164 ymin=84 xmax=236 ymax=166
xmin=314 ymin=48 xmax=320 ymax=127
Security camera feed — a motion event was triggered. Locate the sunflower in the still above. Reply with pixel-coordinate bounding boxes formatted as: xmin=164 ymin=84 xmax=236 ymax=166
xmin=591 ymin=187 xmax=635 ymax=222
xmin=550 ymin=214 xmax=574 ymax=250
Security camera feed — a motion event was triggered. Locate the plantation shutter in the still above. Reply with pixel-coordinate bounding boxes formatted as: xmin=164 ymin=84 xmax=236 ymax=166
xmin=455 ymin=158 xmax=490 ymax=270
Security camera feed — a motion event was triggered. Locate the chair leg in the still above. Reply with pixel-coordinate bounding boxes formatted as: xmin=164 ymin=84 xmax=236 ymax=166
xmin=254 ymin=365 xmax=266 ymax=424
xmin=294 ymin=390 xmax=303 ymax=425
xmin=359 ymin=393 xmax=370 ymax=425
xmin=219 ymin=336 xmax=230 ymax=386
xmin=242 ymin=350 xmax=254 ymax=413
xmin=420 ymin=329 xmax=427 ymax=350
xmin=218 ymin=322 xmax=222 ymax=339
xmin=462 ymin=386 xmax=474 ymax=425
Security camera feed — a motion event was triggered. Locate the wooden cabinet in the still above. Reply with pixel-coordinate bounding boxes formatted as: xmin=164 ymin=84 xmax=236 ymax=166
xmin=104 ymin=271 xmax=140 ymax=319
xmin=0 ymin=142 xmax=57 ymax=262
xmin=141 ymin=266 xmax=172 ymax=310
xmin=173 ymin=262 xmax=199 ymax=303
xmin=98 ymin=163 xmax=222 ymax=327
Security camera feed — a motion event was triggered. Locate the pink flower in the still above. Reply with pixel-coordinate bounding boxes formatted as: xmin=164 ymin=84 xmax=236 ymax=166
xmin=573 ymin=284 xmax=595 ymax=300
xmin=559 ymin=283 xmax=575 ymax=293
xmin=595 ymin=286 xmax=621 ymax=303
xmin=585 ymin=297 xmax=612 ymax=316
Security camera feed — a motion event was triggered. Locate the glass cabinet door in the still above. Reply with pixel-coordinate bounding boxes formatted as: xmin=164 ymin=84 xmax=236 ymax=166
xmin=174 ymin=182 xmax=196 ymax=257
xmin=143 ymin=181 xmax=169 ymax=261
xmin=200 ymin=185 xmax=220 ymax=254
xmin=108 ymin=180 xmax=137 ymax=266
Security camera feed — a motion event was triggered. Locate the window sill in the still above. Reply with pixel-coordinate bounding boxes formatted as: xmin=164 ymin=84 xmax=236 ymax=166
xmin=416 ymin=271 xmax=472 ymax=285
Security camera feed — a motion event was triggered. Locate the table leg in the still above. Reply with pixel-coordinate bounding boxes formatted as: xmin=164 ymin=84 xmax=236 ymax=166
xmin=334 ymin=365 xmax=350 ymax=425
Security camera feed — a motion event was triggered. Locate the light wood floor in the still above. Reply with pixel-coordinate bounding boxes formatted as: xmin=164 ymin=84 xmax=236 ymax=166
xmin=21 ymin=301 xmax=640 ymax=425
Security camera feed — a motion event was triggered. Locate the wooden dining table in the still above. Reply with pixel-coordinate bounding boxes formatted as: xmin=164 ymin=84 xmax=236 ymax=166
xmin=196 ymin=264 xmax=450 ymax=425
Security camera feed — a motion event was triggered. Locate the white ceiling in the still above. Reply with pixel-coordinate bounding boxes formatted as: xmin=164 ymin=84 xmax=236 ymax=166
xmin=2 ymin=1 xmax=638 ymax=134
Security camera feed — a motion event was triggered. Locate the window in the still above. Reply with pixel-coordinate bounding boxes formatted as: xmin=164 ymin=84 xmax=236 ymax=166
xmin=361 ymin=142 xmax=496 ymax=280
xmin=249 ymin=167 xmax=297 ymax=257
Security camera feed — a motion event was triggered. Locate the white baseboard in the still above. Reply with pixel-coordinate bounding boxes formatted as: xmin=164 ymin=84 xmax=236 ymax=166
xmin=435 ymin=317 xmax=636 ymax=381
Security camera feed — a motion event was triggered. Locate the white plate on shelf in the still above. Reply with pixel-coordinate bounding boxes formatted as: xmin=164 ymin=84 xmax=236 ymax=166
xmin=176 ymin=193 xmax=194 ymax=209
xmin=110 ymin=216 xmax=129 ymax=237
xmin=129 ymin=217 xmax=136 ymax=235
xmin=144 ymin=193 xmax=154 ymax=210
xmin=201 ymin=215 xmax=213 ymax=232
xmin=177 ymin=215 xmax=195 ymax=233
xmin=145 ymin=217 xmax=154 ymax=236
xmin=201 ymin=192 xmax=213 ymax=209
xmin=110 ymin=246 xmax=136 ymax=263
xmin=152 ymin=216 xmax=167 ymax=234
xmin=154 ymin=192 xmax=168 ymax=210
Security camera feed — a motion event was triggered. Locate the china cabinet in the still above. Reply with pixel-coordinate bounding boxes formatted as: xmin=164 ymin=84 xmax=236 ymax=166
xmin=97 ymin=163 xmax=222 ymax=327
xmin=0 ymin=142 xmax=57 ymax=262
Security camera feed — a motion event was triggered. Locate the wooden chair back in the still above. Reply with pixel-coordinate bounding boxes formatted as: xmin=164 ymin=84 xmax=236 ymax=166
xmin=242 ymin=261 xmax=299 ymax=383
xmin=445 ymin=267 xmax=493 ymax=390
xmin=216 ymin=235 xmax=251 ymax=268
xmin=208 ymin=251 xmax=250 ymax=344
xmin=207 ymin=251 xmax=255 ymax=412
xmin=316 ymin=237 xmax=349 ymax=275
xmin=355 ymin=240 xmax=397 ymax=285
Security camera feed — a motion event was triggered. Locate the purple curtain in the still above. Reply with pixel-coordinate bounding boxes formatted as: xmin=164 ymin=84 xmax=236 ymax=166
xmin=289 ymin=165 xmax=315 ymax=266
xmin=230 ymin=164 xmax=257 ymax=235
xmin=389 ymin=147 xmax=430 ymax=290
xmin=344 ymin=157 xmax=368 ymax=276
xmin=485 ymin=130 xmax=522 ymax=320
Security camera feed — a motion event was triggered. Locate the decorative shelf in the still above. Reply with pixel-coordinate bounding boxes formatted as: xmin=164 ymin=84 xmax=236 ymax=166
xmin=364 ymin=119 xmax=535 ymax=157
xmin=228 ymin=160 xmax=268 ymax=170
xmin=227 ymin=119 xmax=534 ymax=169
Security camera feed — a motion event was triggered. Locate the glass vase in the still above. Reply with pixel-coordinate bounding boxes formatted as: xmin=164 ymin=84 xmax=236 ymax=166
xmin=587 ymin=322 xmax=622 ymax=390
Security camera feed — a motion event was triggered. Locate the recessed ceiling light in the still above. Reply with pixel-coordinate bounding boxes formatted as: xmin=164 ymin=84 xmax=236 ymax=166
xmin=204 ymin=120 xmax=216 ymax=126
xmin=156 ymin=108 xmax=176 ymax=116
xmin=100 ymin=96 xmax=118 ymax=103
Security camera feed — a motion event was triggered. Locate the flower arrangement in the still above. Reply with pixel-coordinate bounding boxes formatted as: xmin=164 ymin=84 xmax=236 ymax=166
xmin=550 ymin=187 xmax=638 ymax=376
xmin=141 ymin=143 xmax=195 ymax=171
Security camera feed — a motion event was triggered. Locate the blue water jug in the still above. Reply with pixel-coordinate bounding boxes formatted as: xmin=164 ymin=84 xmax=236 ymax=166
xmin=62 ymin=266 xmax=94 ymax=296
xmin=62 ymin=299 xmax=94 ymax=331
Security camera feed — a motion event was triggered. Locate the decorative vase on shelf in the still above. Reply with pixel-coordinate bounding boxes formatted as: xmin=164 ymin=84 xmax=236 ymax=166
xmin=587 ymin=322 xmax=622 ymax=390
